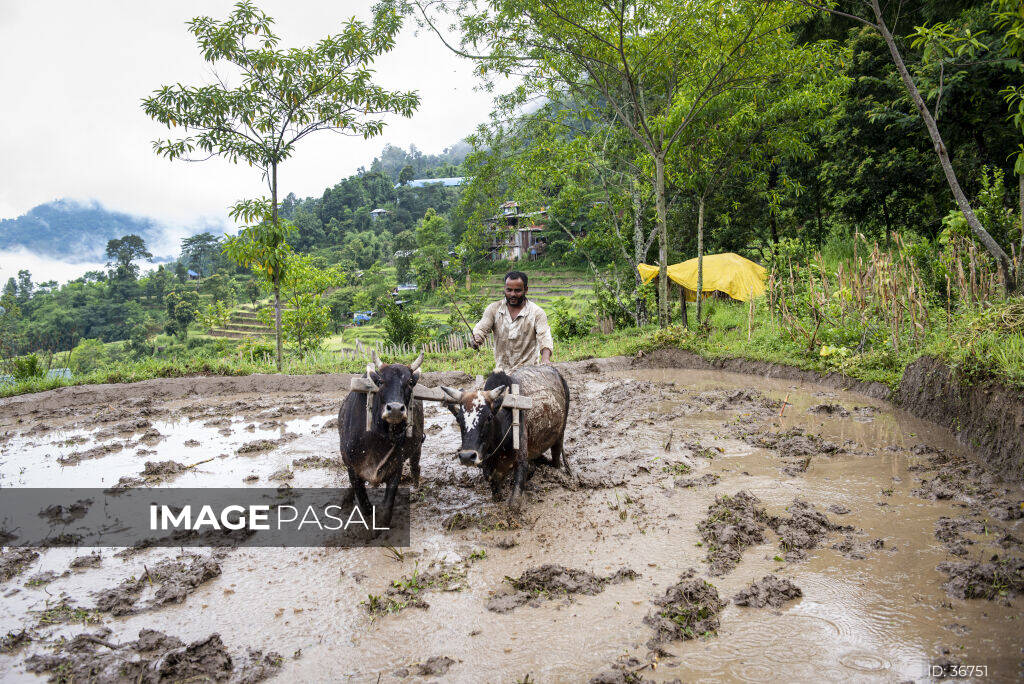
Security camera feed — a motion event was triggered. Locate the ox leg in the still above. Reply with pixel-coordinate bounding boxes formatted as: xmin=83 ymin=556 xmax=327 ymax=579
xmin=552 ymin=432 xmax=572 ymax=476
xmin=378 ymin=472 xmax=401 ymax=531
xmin=409 ymin=447 xmax=421 ymax=488
xmin=347 ymin=466 xmax=373 ymax=519
xmin=508 ymin=425 xmax=529 ymax=512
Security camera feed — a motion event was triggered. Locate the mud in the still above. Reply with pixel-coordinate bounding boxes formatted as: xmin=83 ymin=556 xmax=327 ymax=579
xmin=696 ymin=491 xmax=768 ymax=576
xmin=486 ymin=565 xmax=638 ymax=613
xmin=768 ymin=499 xmax=850 ymax=561
xmin=24 ymin=628 xmax=280 ymax=683
xmin=732 ymin=574 xmax=803 ymax=608
xmin=643 ymin=568 xmax=725 ymax=644
xmin=93 ymin=554 xmax=221 ymax=616
xmin=1 ymin=362 xmax=1022 ymax=682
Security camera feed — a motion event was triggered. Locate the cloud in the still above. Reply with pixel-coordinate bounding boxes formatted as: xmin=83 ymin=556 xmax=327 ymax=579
xmin=0 ymin=0 xmax=500 ymax=225
xmin=0 ymin=247 xmax=108 ymax=285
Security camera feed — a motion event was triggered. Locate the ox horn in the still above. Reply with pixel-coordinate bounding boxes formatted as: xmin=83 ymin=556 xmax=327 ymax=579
xmin=441 ymin=386 xmax=463 ymax=403
xmin=371 ymin=349 xmax=384 ymax=371
xmin=487 ymin=386 xmax=508 ymax=403
xmin=409 ymin=351 xmax=423 ymax=372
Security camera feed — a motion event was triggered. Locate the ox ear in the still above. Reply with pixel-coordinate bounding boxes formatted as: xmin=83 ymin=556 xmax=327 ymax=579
xmin=486 ymin=386 xmax=508 ymax=407
xmin=441 ymin=386 xmax=463 ymax=403
xmin=371 ymin=350 xmax=384 ymax=371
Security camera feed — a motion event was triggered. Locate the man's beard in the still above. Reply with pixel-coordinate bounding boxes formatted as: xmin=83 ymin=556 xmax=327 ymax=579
xmin=505 ymin=293 xmax=525 ymax=307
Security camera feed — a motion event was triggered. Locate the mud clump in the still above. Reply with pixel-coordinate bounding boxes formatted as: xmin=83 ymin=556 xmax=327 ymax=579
xmin=675 ymin=473 xmax=720 ymax=488
xmin=486 ymin=565 xmax=638 ymax=613
xmin=697 ymin=491 xmax=768 ymax=576
xmin=236 ymin=439 xmax=278 ymax=454
xmin=0 ymin=549 xmax=39 ymax=582
xmin=58 ymin=441 xmax=124 ymax=466
xmin=768 ymin=499 xmax=848 ymax=561
xmin=292 ymin=455 xmax=335 ymax=470
xmin=695 ymin=389 xmax=779 ymax=413
xmin=935 ymin=517 xmax=987 ymax=556
xmin=69 ymin=553 xmax=102 ymax=570
xmin=24 ymin=628 xmax=279 ymax=683
xmin=831 ymin=534 xmax=885 ymax=559
xmin=368 ymin=562 xmax=468 ymax=615
xmin=748 ymin=427 xmax=843 ymax=458
xmin=414 ymin=656 xmax=456 ymax=676
xmin=141 ymin=460 xmax=186 ymax=478
xmin=644 ymin=568 xmax=725 ymax=645
xmin=93 ymin=554 xmax=221 ymax=615
xmin=733 ymin=574 xmax=802 ymax=608
xmin=808 ymin=403 xmax=850 ymax=417
xmin=39 ymin=498 xmax=92 ymax=524
xmin=936 ymin=556 xmax=1024 ymax=601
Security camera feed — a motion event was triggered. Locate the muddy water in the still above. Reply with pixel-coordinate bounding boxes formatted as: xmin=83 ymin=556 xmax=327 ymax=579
xmin=0 ymin=369 xmax=1021 ymax=682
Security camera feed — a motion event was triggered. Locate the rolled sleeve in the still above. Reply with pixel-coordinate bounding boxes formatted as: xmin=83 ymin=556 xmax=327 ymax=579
xmin=534 ymin=307 xmax=554 ymax=354
xmin=473 ymin=302 xmax=497 ymax=339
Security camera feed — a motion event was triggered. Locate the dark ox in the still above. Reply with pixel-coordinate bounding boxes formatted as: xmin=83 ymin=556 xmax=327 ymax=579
xmin=339 ymin=351 xmax=424 ymax=527
xmin=442 ymin=365 xmax=570 ymax=510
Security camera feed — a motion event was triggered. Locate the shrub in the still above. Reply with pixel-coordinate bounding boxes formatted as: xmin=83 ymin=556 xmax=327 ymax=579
xmin=69 ymin=338 xmax=107 ymax=374
xmin=10 ymin=353 xmax=45 ymax=380
xmin=381 ymin=300 xmax=425 ymax=347
xmin=549 ymin=297 xmax=594 ymax=341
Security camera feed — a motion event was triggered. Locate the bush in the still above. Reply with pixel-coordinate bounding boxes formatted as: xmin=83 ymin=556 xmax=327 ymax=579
xmin=549 ymin=297 xmax=594 ymax=341
xmin=69 ymin=338 xmax=107 ymax=374
xmin=10 ymin=353 xmax=45 ymax=380
xmin=381 ymin=300 xmax=425 ymax=347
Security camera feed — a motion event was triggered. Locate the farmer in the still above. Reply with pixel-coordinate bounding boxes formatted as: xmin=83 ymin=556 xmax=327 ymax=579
xmin=471 ymin=271 xmax=554 ymax=372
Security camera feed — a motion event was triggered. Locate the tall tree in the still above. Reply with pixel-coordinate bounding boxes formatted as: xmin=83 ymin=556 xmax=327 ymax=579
xmin=791 ymin=0 xmax=1018 ymax=291
xmin=415 ymin=0 xmax=817 ymax=324
xmin=142 ymin=1 xmax=420 ymax=368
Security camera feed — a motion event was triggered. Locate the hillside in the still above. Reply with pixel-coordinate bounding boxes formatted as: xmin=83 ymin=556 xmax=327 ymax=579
xmin=0 ymin=199 xmax=214 ymax=262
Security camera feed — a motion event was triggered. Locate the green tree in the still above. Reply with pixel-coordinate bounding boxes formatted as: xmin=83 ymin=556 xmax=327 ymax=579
xmin=264 ymin=253 xmax=345 ymax=354
xmin=200 ymin=273 xmax=235 ymax=304
xmin=398 ymin=164 xmax=415 ymax=185
xmin=180 ymin=232 xmax=223 ymax=277
xmin=105 ymin=235 xmax=152 ymax=280
xmin=164 ymin=289 xmax=201 ymax=340
xmin=143 ymin=0 xmax=420 ymax=368
xmin=412 ymin=208 xmax=450 ymax=290
xmin=381 ymin=299 xmax=424 ymax=346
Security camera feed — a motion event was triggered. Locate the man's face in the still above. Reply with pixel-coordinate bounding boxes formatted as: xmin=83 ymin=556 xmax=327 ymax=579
xmin=504 ymin=278 xmax=526 ymax=307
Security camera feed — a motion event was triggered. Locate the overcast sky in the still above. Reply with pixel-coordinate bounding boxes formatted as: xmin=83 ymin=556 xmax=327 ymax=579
xmin=0 ymin=0 xmax=496 ymax=227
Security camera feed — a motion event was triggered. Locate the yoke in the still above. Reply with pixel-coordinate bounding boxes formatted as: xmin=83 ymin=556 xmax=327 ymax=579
xmin=348 ymin=377 xmax=533 ymax=449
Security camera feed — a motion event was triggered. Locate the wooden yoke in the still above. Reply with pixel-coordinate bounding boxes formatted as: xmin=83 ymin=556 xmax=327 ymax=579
xmin=348 ymin=376 xmax=533 ymax=434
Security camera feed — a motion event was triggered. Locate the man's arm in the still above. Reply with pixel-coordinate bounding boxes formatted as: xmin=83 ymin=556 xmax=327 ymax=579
xmin=535 ymin=307 xmax=554 ymax=363
xmin=472 ymin=302 xmax=496 ymax=347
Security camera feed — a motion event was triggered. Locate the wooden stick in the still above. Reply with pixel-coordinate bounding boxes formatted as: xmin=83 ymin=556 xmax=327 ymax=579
xmin=512 ymin=384 xmax=521 ymax=450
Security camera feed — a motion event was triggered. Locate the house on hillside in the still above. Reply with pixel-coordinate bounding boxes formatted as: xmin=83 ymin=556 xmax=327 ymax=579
xmin=186 ymin=270 xmax=200 ymax=281
xmin=370 ymin=208 xmax=389 ymax=220
xmin=485 ymin=201 xmax=549 ymax=261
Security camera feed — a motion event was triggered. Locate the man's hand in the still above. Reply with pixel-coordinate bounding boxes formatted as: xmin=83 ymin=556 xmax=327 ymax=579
xmin=540 ymin=348 xmax=552 ymax=364
xmin=471 ymin=333 xmax=484 ymax=349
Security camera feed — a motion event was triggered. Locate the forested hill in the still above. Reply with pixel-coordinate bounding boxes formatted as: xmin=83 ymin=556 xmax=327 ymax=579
xmin=0 ymin=199 xmax=190 ymax=262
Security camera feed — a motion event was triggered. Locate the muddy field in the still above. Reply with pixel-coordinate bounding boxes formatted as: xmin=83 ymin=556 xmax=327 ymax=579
xmin=0 ymin=359 xmax=1022 ymax=682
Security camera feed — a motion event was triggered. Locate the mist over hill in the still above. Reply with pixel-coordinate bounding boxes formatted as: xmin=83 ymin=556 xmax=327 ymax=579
xmin=0 ymin=199 xmax=222 ymax=264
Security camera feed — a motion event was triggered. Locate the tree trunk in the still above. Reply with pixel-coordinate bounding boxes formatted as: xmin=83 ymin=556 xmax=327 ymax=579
xmin=654 ymin=152 xmax=670 ymax=327
xmin=633 ymin=182 xmax=647 ymax=326
xmin=768 ymin=165 xmax=779 ymax=247
xmin=680 ymin=283 xmax=688 ymax=328
xmin=1019 ymin=173 xmax=1023 ymax=261
xmin=870 ymin=0 xmax=1016 ymax=292
xmin=696 ymin=197 xmax=705 ymax=322
xmin=272 ymin=161 xmax=283 ymax=372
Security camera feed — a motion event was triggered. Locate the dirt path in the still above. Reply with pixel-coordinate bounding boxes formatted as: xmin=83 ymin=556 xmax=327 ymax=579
xmin=0 ymin=363 xmax=1021 ymax=682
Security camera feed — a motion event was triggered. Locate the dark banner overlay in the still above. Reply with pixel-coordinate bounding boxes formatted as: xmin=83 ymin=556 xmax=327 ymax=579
xmin=0 ymin=488 xmax=410 ymax=548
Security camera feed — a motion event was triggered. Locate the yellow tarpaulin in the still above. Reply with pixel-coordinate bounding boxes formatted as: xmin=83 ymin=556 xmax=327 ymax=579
xmin=637 ymin=253 xmax=767 ymax=302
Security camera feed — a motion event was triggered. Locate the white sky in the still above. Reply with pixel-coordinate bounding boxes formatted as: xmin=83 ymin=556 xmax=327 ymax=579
xmin=0 ymin=0 xmax=496 ymax=228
